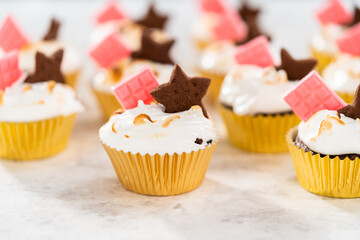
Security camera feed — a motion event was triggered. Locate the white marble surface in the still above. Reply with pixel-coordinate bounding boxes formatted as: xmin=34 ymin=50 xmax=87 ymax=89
xmin=1 ymin=0 xmax=360 ymax=239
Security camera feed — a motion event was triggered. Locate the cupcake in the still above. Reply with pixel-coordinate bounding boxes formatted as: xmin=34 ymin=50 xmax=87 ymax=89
xmin=311 ymin=0 xmax=359 ymax=73
xmin=192 ymin=0 xmax=270 ymax=52
xmin=196 ymin=1 xmax=271 ymax=99
xmin=90 ymin=28 xmax=175 ymax=119
xmin=0 ymin=16 xmax=81 ymax=88
xmin=91 ymin=2 xmax=170 ymax=53
xmin=284 ymin=71 xmax=360 ymax=198
xmin=0 ymin=51 xmax=84 ymax=160
xmin=219 ymin=37 xmax=316 ymax=153
xmin=322 ymin=23 xmax=360 ymax=103
xmin=100 ymin=65 xmax=218 ymax=195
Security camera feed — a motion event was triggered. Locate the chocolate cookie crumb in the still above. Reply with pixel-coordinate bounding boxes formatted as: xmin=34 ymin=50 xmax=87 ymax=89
xmin=195 ymin=138 xmax=203 ymax=145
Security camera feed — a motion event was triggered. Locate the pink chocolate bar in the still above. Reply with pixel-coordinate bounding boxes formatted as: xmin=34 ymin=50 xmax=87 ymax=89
xmin=213 ymin=11 xmax=247 ymax=42
xmin=96 ymin=1 xmax=126 ymax=24
xmin=337 ymin=22 xmax=360 ymax=56
xmin=284 ymin=70 xmax=346 ymax=121
xmin=89 ymin=32 xmax=131 ymax=68
xmin=112 ymin=66 xmax=159 ymax=110
xmin=316 ymin=0 xmax=352 ymax=25
xmin=199 ymin=0 xmax=228 ymax=14
xmin=0 ymin=16 xmax=29 ymax=52
xmin=0 ymin=50 xmax=23 ymax=91
xmin=233 ymin=35 xmax=275 ymax=67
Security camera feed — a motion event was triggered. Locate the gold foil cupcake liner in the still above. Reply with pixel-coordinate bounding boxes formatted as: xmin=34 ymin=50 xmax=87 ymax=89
xmin=0 ymin=114 xmax=77 ymax=161
xmin=336 ymin=91 xmax=354 ymax=104
xmin=287 ymin=127 xmax=360 ymax=198
xmin=92 ymin=87 xmax=123 ymax=120
xmin=102 ymin=142 xmax=218 ymax=196
xmin=219 ymin=105 xmax=300 ymax=153
xmin=310 ymin=47 xmax=335 ymax=74
xmin=65 ymin=70 xmax=80 ymax=89
xmin=198 ymin=69 xmax=225 ymax=101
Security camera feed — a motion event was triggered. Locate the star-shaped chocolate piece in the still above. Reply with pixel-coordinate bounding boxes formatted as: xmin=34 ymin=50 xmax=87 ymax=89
xmin=131 ymin=29 xmax=174 ymax=64
xmin=235 ymin=17 xmax=271 ymax=45
xmin=137 ymin=4 xmax=168 ymax=30
xmin=347 ymin=7 xmax=360 ymax=27
xmin=42 ymin=18 xmax=61 ymax=41
xmin=25 ymin=49 xmax=65 ymax=84
xmin=150 ymin=65 xmax=211 ymax=118
xmin=239 ymin=2 xmax=260 ymax=22
xmin=235 ymin=2 xmax=271 ymax=45
xmin=338 ymin=85 xmax=360 ymax=119
xmin=275 ymin=48 xmax=317 ymax=80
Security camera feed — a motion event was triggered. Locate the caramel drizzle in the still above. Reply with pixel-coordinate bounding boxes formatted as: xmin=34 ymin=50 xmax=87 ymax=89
xmin=133 ymin=114 xmax=156 ymax=125
xmin=47 ymin=81 xmax=57 ymax=93
xmin=162 ymin=115 xmax=180 ymax=128
xmin=22 ymin=85 xmax=32 ymax=93
xmin=190 ymin=105 xmax=202 ymax=111
xmin=112 ymin=122 xmax=117 ymax=133
xmin=311 ymin=114 xmax=345 ymax=141
xmin=112 ymin=108 xmax=124 ymax=116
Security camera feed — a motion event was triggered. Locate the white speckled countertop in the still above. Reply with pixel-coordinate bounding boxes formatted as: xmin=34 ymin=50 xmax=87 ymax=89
xmin=1 ymin=0 xmax=360 ymax=239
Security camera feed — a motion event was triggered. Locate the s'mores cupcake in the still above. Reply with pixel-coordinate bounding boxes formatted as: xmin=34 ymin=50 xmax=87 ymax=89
xmin=195 ymin=1 xmax=271 ymax=99
xmin=219 ymin=36 xmax=316 ymax=153
xmin=284 ymin=71 xmax=360 ymax=198
xmin=0 ymin=51 xmax=84 ymax=160
xmin=323 ymin=23 xmax=360 ymax=103
xmin=100 ymin=65 xmax=218 ymax=195
xmin=311 ymin=0 xmax=359 ymax=73
xmin=90 ymin=28 xmax=175 ymax=119
xmin=0 ymin=16 xmax=81 ymax=88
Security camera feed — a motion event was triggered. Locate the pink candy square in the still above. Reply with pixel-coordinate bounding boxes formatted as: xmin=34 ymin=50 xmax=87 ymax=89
xmin=337 ymin=23 xmax=360 ymax=56
xmin=233 ymin=35 xmax=275 ymax=68
xmin=112 ymin=66 xmax=159 ymax=110
xmin=89 ymin=32 xmax=131 ymax=68
xmin=95 ymin=1 xmax=126 ymax=24
xmin=213 ymin=11 xmax=248 ymax=42
xmin=284 ymin=71 xmax=346 ymax=121
xmin=199 ymin=0 xmax=228 ymax=14
xmin=0 ymin=16 xmax=29 ymax=52
xmin=0 ymin=50 xmax=23 ymax=91
xmin=316 ymin=0 xmax=352 ymax=25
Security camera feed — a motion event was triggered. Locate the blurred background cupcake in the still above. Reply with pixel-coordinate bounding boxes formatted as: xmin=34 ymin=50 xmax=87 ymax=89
xmin=89 ymin=2 xmax=176 ymax=120
xmin=90 ymin=1 xmax=170 ymax=55
xmin=310 ymin=0 xmax=359 ymax=73
xmin=196 ymin=1 xmax=271 ymax=100
xmin=0 ymin=15 xmax=81 ymax=88
xmin=0 ymin=50 xmax=84 ymax=160
xmin=322 ymin=22 xmax=360 ymax=103
xmin=191 ymin=0 xmax=270 ymax=52
xmin=89 ymin=30 xmax=175 ymax=119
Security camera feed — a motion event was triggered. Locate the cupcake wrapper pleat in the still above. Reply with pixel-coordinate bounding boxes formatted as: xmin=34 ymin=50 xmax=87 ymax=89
xmin=287 ymin=127 xmax=360 ymax=198
xmin=310 ymin=47 xmax=335 ymax=74
xmin=0 ymin=114 xmax=77 ymax=161
xmin=65 ymin=70 xmax=80 ymax=89
xmin=102 ymin=142 xmax=217 ymax=196
xmin=92 ymin=87 xmax=122 ymax=120
xmin=219 ymin=105 xmax=300 ymax=153
xmin=197 ymin=69 xmax=225 ymax=101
